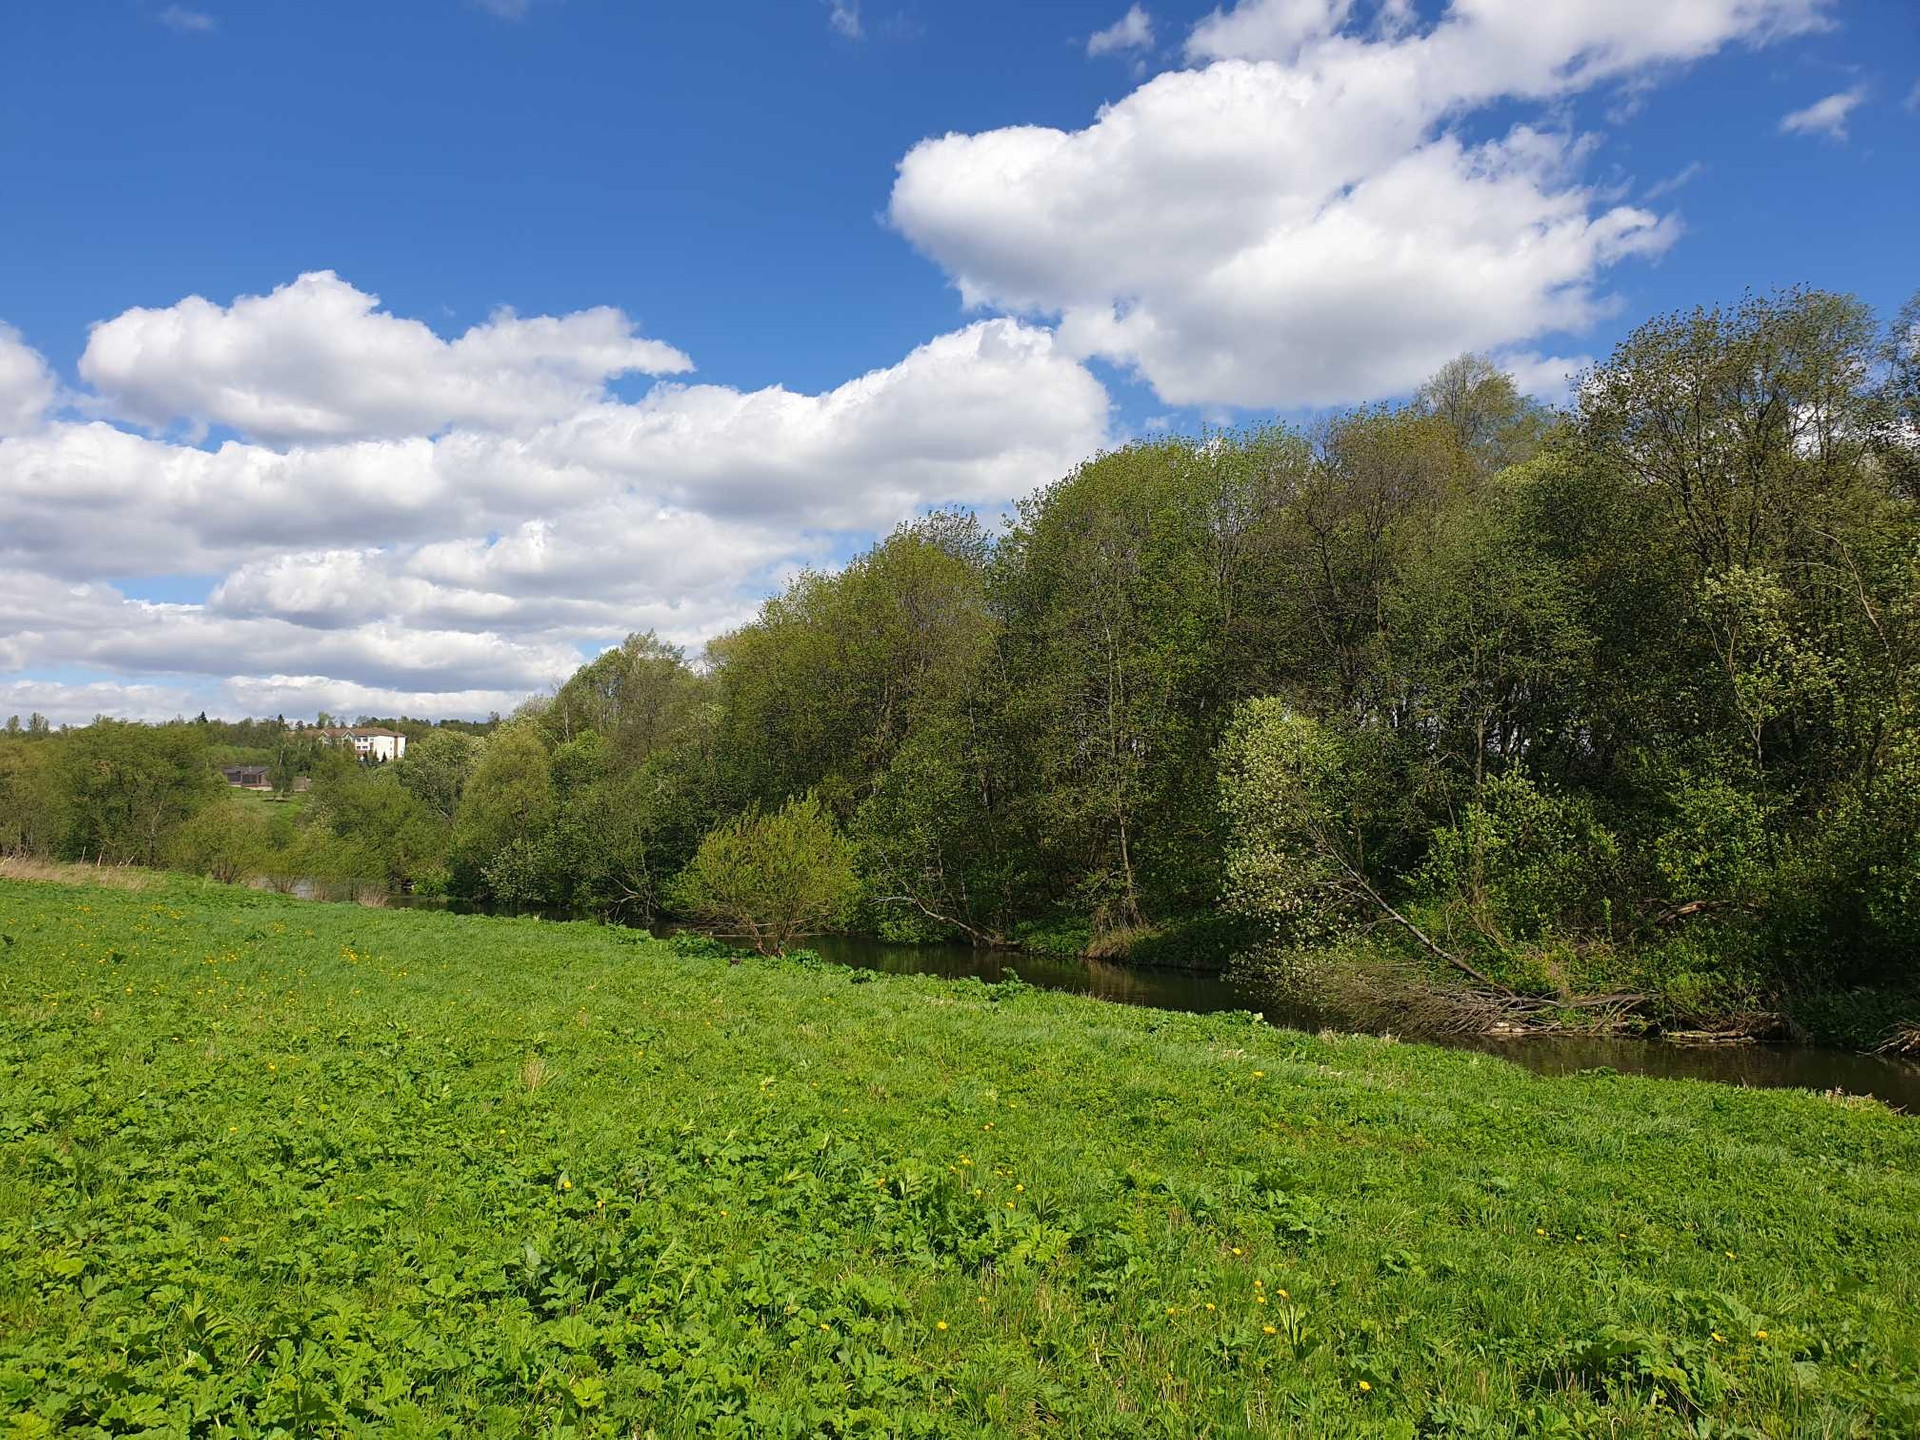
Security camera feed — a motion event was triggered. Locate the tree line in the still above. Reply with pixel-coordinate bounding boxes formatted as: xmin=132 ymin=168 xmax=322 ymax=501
xmin=4 ymin=287 xmax=1916 ymax=1039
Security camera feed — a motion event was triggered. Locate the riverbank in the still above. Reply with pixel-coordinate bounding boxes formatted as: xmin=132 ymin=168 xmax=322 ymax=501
xmin=8 ymin=857 xmax=1917 ymax=1107
xmin=4 ymin=873 xmax=1918 ymax=1435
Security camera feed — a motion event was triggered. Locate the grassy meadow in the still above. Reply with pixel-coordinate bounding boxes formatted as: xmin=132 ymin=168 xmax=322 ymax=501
xmin=2 ymin=874 xmax=1917 ymax=1438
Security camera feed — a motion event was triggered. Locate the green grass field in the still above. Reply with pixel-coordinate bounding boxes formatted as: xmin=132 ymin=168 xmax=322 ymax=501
xmin=3 ymin=875 xmax=1917 ymax=1438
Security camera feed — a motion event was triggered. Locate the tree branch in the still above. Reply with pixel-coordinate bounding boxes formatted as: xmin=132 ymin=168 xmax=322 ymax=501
xmin=872 ymin=894 xmax=1011 ymax=950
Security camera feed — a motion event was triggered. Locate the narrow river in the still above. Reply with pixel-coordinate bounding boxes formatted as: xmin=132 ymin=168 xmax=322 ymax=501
xmin=374 ymin=892 xmax=1920 ymax=1110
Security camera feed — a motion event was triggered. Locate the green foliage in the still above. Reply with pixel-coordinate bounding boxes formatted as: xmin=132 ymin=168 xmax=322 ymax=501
xmin=0 ymin=739 xmax=62 ymax=856
xmin=57 ymin=721 xmax=221 ymax=867
xmin=1217 ymin=703 xmax=1367 ymax=949
xmin=1650 ymin=771 xmax=1774 ymax=907
xmin=306 ymin=766 xmax=448 ymax=890
xmin=392 ymin=728 xmax=484 ymax=822
xmin=451 ymin=724 xmax=554 ymax=895
xmin=670 ymin=793 xmax=859 ymax=955
xmin=1411 ymin=771 xmax=1621 ymax=984
xmin=164 ymin=796 xmax=275 ymax=884
xmin=1 ymin=876 xmax=1915 ymax=1436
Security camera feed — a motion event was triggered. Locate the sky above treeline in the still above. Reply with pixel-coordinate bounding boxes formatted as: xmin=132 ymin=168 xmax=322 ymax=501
xmin=1 ymin=0 xmax=1916 ymax=724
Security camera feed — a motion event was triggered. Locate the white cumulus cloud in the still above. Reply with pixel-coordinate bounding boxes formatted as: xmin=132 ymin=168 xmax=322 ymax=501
xmin=1088 ymin=6 xmax=1155 ymax=58
xmin=0 ymin=324 xmax=56 ymax=437
xmin=892 ymin=0 xmax=1830 ymax=408
xmin=78 ymin=271 xmax=693 ymax=445
xmin=1 ymin=279 xmax=1112 ymax=719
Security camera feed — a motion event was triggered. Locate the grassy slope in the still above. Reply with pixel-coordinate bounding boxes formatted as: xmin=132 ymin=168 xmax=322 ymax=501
xmin=2 ymin=877 xmax=1917 ymax=1438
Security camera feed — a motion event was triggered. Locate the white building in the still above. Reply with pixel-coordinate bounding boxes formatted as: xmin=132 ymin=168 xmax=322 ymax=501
xmin=307 ymin=726 xmax=408 ymax=762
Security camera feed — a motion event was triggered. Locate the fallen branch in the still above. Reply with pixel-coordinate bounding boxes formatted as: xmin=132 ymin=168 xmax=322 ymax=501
xmin=1874 ymin=1022 xmax=1920 ymax=1058
xmin=872 ymin=895 xmax=1013 ymax=950
xmin=1647 ymin=898 xmax=1764 ymax=926
xmin=1333 ymin=858 xmax=1514 ymax=996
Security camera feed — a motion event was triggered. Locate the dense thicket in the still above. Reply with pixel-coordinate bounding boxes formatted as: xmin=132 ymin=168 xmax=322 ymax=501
xmin=6 ymin=288 xmax=1916 ymax=1035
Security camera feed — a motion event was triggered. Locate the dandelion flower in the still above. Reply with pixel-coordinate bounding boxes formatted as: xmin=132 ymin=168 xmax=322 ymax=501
xmin=1231 ymin=1247 xmax=1243 ymax=1256
xmin=1263 ymin=1325 xmax=1277 ymax=1335
xmin=936 ymin=1321 xmax=948 ymax=1331
xmin=1755 ymin=1330 xmax=1768 ymax=1340
xmin=1359 ymin=1381 xmax=1372 ymax=1393
xmin=1205 ymin=1303 xmax=1215 ymax=1312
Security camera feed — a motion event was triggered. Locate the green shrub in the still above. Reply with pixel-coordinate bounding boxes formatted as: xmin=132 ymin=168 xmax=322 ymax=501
xmin=668 ymin=792 xmax=858 ymax=955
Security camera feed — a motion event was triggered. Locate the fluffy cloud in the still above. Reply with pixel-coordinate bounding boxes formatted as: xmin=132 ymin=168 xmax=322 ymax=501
xmin=0 ymin=324 xmax=55 ymax=437
xmin=1779 ymin=86 xmax=1866 ymax=140
xmin=0 ymin=677 xmax=204 ymax=727
xmin=1088 ymin=6 xmax=1155 ymax=58
xmin=532 ymin=320 xmax=1110 ymax=526
xmin=1 ymin=281 xmax=1111 ymax=720
xmin=78 ymin=271 xmax=693 ymax=444
xmin=892 ymin=0 xmax=1828 ymax=407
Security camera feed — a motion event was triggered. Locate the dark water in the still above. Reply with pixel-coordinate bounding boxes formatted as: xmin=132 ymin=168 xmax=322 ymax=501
xmin=370 ymin=890 xmax=1920 ymax=1111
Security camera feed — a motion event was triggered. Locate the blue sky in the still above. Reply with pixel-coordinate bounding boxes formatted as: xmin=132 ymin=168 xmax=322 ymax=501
xmin=0 ymin=0 xmax=1915 ymax=722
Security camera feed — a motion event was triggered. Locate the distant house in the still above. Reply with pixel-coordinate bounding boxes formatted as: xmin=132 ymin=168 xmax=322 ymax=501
xmin=304 ymin=726 xmax=408 ymax=762
xmin=220 ymin=764 xmax=271 ymax=790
